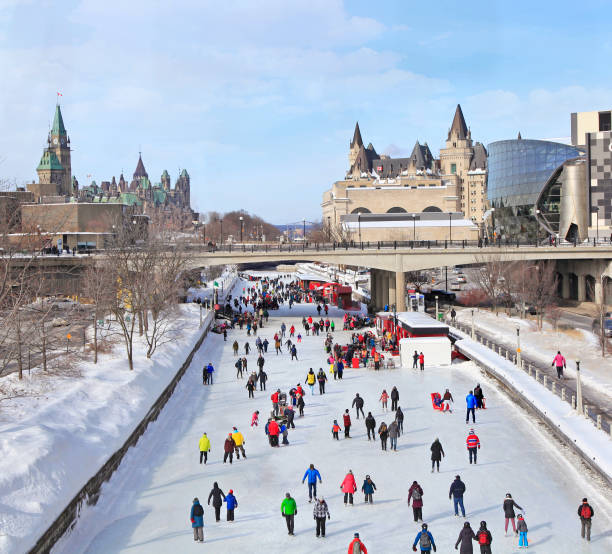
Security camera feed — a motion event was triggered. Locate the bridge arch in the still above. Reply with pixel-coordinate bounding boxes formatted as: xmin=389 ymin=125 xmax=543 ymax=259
xmin=351 ymin=207 xmax=371 ymax=214
xmin=422 ymin=206 xmax=442 ymax=213
xmin=386 ymin=207 xmax=407 ymax=213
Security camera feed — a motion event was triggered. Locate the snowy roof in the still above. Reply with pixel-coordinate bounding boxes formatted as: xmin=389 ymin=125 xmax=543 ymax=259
xmin=397 ymin=312 xmax=449 ymax=330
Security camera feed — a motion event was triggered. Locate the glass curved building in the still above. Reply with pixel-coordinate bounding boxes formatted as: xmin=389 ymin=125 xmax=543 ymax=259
xmin=487 ymin=139 xmax=582 ymax=241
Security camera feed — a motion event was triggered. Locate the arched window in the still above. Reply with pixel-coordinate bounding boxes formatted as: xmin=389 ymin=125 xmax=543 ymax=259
xmin=386 ymin=207 xmax=407 ymax=213
xmin=351 ymin=207 xmax=371 ymax=214
xmin=422 ymin=206 xmax=443 ymax=213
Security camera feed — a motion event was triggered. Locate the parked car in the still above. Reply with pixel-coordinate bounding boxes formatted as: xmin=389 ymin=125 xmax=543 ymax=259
xmin=592 ymin=315 xmax=612 ymax=337
xmin=455 ymin=275 xmax=467 ymax=283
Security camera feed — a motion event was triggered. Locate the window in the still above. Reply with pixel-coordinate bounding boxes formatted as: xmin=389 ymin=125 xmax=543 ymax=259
xmin=451 ymin=163 xmax=456 ymax=174
xmin=599 ymin=111 xmax=611 ymax=132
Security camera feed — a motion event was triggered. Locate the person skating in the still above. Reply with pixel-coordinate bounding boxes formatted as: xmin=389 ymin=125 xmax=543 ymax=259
xmin=348 ymin=532 xmax=368 ymax=553
xmin=578 ymin=497 xmax=594 ymax=542
xmin=297 ymin=393 xmax=305 ymax=417
xmin=258 ymin=369 xmax=267 ymax=391
xmin=317 ymin=368 xmax=327 ymax=394
xmin=395 ymin=406 xmax=404 ymax=434
xmin=232 ymin=340 xmax=239 ymax=356
xmin=442 ymin=389 xmax=454 ymax=412
xmin=430 ymin=438 xmax=445 ymax=472
xmin=352 ymin=393 xmax=365 ymax=419
xmin=380 ymin=389 xmax=389 ymax=411
xmin=281 ymin=492 xmax=297 ymax=535
xmin=388 ymin=419 xmax=399 ymax=451
xmin=449 ymin=475 xmax=466 ymax=517
xmin=343 ymin=409 xmax=352 ymax=437
xmin=408 ymin=480 xmax=424 ymax=521
xmin=284 ymin=404 xmax=296 ymax=429
xmin=207 ymin=482 xmax=226 ymax=522
xmin=455 ymin=521 xmax=477 ymax=553
xmin=198 ymin=432 xmax=210 ymax=465
xmin=306 ymin=368 xmax=316 ymax=394
xmin=224 ymin=489 xmax=238 ymax=522
xmin=190 ymin=497 xmax=204 ymax=542
xmin=466 ymin=391 xmax=477 ymax=424
xmin=391 ymin=386 xmax=399 ymax=411
xmin=202 ymin=364 xmax=209 ymax=385
xmin=517 ymin=514 xmax=529 ymax=548
xmin=378 ymin=421 xmax=388 ymax=451
xmin=412 ymin=523 xmax=436 ymax=552
xmin=313 ymin=497 xmax=330 ymax=537
xmin=246 ymin=378 xmax=255 ymax=398
xmin=280 ymin=422 xmax=289 ymax=445
xmin=271 ymin=389 xmax=280 ymax=416
xmin=268 ymin=418 xmax=280 ymax=447
xmin=475 ymin=521 xmax=492 ymax=554
xmin=361 ymin=475 xmax=376 ymax=503
xmin=412 ymin=350 xmax=419 ymax=369
xmin=235 ymin=358 xmax=244 ymax=379
xmin=244 ymin=342 xmax=250 ymax=355
xmin=473 ymin=385 xmax=484 ymax=409
xmin=302 ymin=464 xmax=322 ymax=502
xmin=232 ymin=427 xmax=246 ymax=459
xmin=223 ymin=434 xmax=235 ymax=464
xmin=552 ymin=350 xmax=566 ymax=379
xmin=291 ymin=344 xmax=298 ymax=360
xmin=341 ymin=469 xmax=357 ymax=506
xmin=251 ymin=410 xmax=259 ymax=427
xmin=365 ymin=412 xmax=376 ymax=441
xmin=503 ymin=493 xmax=522 ymax=535
xmin=332 ymin=419 xmax=341 ymax=440
xmin=466 ymin=429 xmax=480 ymax=464
xmin=257 ymin=353 xmax=265 ymax=372
xmin=419 ymin=352 xmax=425 ymax=370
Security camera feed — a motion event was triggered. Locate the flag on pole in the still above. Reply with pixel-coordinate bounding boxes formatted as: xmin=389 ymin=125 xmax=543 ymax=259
xmin=57 ymin=92 xmax=63 ymax=97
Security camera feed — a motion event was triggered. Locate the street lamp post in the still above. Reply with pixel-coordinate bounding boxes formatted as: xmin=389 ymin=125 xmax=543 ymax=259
xmin=516 ymin=327 xmax=521 ymax=367
xmin=358 ymin=213 xmax=362 ymax=245
xmin=535 ymin=209 xmax=540 ymax=246
xmin=576 ymin=360 xmax=583 ymax=414
xmin=435 ymin=295 xmax=439 ymax=321
xmin=327 ymin=216 xmax=331 ymax=241
xmin=471 ymin=309 xmax=475 ymax=339
xmin=220 ymin=218 xmax=223 ymax=246
xmin=449 ymin=213 xmax=452 ymax=243
xmin=491 ymin=207 xmax=496 ymax=243
xmin=303 ymin=218 xmax=306 ymax=241
xmin=412 ymin=214 xmax=416 ymax=242
xmin=239 ymin=216 xmax=244 ymax=243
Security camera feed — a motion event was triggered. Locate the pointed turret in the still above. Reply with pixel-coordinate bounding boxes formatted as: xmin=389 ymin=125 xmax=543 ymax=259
xmin=51 ymin=104 xmax=67 ymax=136
xmin=133 ymin=153 xmax=149 ymax=180
xmin=350 ymin=122 xmax=364 ymax=148
xmin=447 ymin=104 xmax=468 ymax=141
xmin=517 ymin=131 xmax=522 ymax=140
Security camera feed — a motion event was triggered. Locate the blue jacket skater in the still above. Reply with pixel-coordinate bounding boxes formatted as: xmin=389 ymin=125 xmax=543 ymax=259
xmin=466 ymin=393 xmax=476 ymax=409
xmin=224 ymin=493 xmax=238 ymax=511
xmin=190 ymin=499 xmax=204 ymax=528
xmin=302 ymin=467 xmax=322 ymax=484
xmin=206 ymin=364 xmax=215 ymax=374
xmin=413 ymin=530 xmax=436 ymax=551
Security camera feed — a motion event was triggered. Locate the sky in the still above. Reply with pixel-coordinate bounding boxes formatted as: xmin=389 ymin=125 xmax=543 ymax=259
xmin=1 ymin=0 xmax=611 ymax=223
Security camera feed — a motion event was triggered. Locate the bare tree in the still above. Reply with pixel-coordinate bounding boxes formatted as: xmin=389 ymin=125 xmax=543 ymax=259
xmin=405 ymin=271 xmax=430 ymax=292
xmin=473 ymin=254 xmax=510 ymax=314
xmin=82 ymin=262 xmax=114 ymax=363
xmin=588 ymin=274 xmax=609 ymax=358
xmin=525 ymin=261 xmax=558 ymax=330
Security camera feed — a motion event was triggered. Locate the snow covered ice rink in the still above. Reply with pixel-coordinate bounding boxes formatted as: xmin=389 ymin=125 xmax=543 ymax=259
xmin=54 ymin=276 xmax=612 ymax=553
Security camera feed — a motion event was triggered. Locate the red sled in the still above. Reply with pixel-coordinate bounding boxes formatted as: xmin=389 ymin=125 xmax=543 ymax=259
xmin=431 ymin=393 xmax=450 ymax=412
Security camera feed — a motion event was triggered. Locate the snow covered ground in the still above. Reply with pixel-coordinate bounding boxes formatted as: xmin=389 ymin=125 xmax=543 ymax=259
xmin=455 ymin=308 xmax=612 ymax=401
xmin=53 ymin=276 xmax=612 ymax=553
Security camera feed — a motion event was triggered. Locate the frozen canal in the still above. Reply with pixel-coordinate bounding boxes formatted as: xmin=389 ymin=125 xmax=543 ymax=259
xmin=55 ymin=277 xmax=612 ymax=553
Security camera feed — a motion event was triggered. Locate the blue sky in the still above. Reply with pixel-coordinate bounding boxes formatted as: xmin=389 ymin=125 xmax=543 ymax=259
xmin=1 ymin=0 xmax=611 ymax=223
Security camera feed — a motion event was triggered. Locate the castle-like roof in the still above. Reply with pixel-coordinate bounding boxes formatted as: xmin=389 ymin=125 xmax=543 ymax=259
xmin=37 ymin=150 xmax=63 ymax=171
xmin=448 ymin=104 xmax=468 ymax=141
xmin=133 ymin=154 xmax=149 ymax=179
xmin=51 ymin=104 xmax=67 ymax=136
xmin=351 ymin=122 xmax=363 ymax=148
xmin=470 ymin=142 xmax=488 ymax=170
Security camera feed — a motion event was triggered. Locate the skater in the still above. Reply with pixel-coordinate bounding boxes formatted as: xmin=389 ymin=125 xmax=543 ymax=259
xmin=365 ymin=412 xmax=376 ymax=441
xmin=341 ymin=469 xmax=357 ymax=505
xmin=246 ymin=378 xmax=255 ymax=398
xmin=198 ymin=432 xmax=210 ymax=464
xmin=388 ymin=419 xmax=399 ymax=451
xmin=190 ymin=498 xmax=204 ymax=542
xmin=378 ymin=421 xmax=388 ymax=451
xmin=223 ymin=434 xmax=235 ymax=464
xmin=223 ymin=328 xmax=227 ymax=341
xmin=302 ymin=463 xmax=322 ymax=502
xmin=430 ymin=438 xmax=445 ymax=472
xmin=348 ymin=532 xmax=368 ymax=553
xmin=235 ymin=358 xmax=244 ymax=379
xmin=291 ymin=344 xmax=298 ymax=360
xmin=280 ymin=422 xmax=289 ymax=445
xmin=442 ymin=389 xmax=454 ymax=412
xmin=284 ymin=404 xmax=296 ymax=429
xmin=244 ymin=342 xmax=250 ymax=355
xmin=207 ymin=482 xmax=226 ymax=522
xmin=419 ymin=352 xmax=425 ymax=370
xmin=275 ymin=338 xmax=282 ymax=354
xmin=466 ymin=390 xmax=477 ymax=423
xmin=271 ymin=389 xmax=280 ymax=416
xmin=268 ymin=418 xmax=280 ymax=447
xmin=391 ymin=386 xmax=399 ymax=411
xmin=473 ymin=385 xmax=484 ymax=409
xmin=395 ymin=406 xmax=404 ymax=434
xmin=313 ymin=497 xmax=330 ymax=537
xmin=466 ymin=429 xmax=480 ymax=464
xmin=517 ymin=514 xmax=529 ymax=548
xmin=251 ymin=410 xmax=259 ymax=427
xmin=232 ymin=340 xmax=239 ymax=356
xmin=224 ymin=489 xmax=238 ymax=522
xmin=408 ymin=480 xmax=424 ymax=522
xmin=343 ymin=409 xmax=352 ymax=438
xmin=412 ymin=523 xmax=436 ymax=552
xmin=232 ymin=427 xmax=246 ymax=459
xmin=552 ymin=350 xmax=566 ymax=379
xmin=258 ymin=369 xmax=267 ymax=391
xmin=202 ymin=364 xmax=209 ymax=385
xmin=361 ymin=475 xmax=376 ymax=503
xmin=306 ymin=369 xmax=316 ymax=394
xmin=578 ymin=497 xmax=594 ymax=541
xmin=281 ymin=492 xmax=297 ymax=535
xmin=317 ymin=368 xmax=327 ymax=394
xmin=263 ymin=338 xmax=269 ymax=353
xmin=206 ymin=363 xmax=214 ymax=385
xmin=503 ymin=493 xmax=523 ymax=534
xmin=352 ymin=393 xmax=365 ymax=419
xmin=257 ymin=354 xmax=265 ymax=372
xmin=413 ymin=350 xmax=419 ymax=369
xmin=332 ymin=419 xmax=341 ymax=440
xmin=380 ymin=389 xmax=389 ymax=411
xmin=475 ymin=521 xmax=492 ymax=554
xmin=455 ymin=521 xmax=477 ymax=553
xmin=449 ymin=475 xmax=466 ymax=517
xmin=297 ymin=393 xmax=305 ymax=417
xmin=451 ymin=307 xmax=457 ymax=323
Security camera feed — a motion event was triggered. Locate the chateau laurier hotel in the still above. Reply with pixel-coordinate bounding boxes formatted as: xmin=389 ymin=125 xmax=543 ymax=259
xmin=321 ymin=105 xmax=488 ymax=238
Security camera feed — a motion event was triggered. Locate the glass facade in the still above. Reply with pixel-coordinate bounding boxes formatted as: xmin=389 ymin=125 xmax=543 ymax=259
xmin=487 ymin=139 xmax=581 ymax=241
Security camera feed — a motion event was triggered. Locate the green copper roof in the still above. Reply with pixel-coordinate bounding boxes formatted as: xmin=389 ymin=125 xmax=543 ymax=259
xmin=51 ymin=104 xmax=67 ymax=136
xmin=118 ymin=192 xmax=142 ymax=206
xmin=37 ymin=150 xmax=63 ymax=171
xmin=180 ymin=169 xmax=189 ymax=178
xmin=161 ymin=169 xmax=169 ymax=178
xmin=153 ymin=189 xmax=167 ymax=204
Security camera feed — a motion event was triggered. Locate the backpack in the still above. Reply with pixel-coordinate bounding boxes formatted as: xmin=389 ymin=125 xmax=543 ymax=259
xmin=379 ymin=423 xmax=387 ymax=434
xmin=581 ymin=505 xmax=592 ymax=519
xmin=192 ymin=504 xmax=204 ymax=517
xmin=478 ymin=531 xmax=490 ymax=545
xmin=412 ymin=488 xmax=422 ymax=501
xmin=420 ymin=532 xmax=431 ymax=548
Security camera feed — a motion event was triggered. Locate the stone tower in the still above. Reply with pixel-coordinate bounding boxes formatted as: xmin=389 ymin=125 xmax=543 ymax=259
xmin=161 ymin=169 xmax=171 ymax=191
xmin=48 ymin=104 xmax=72 ymax=196
xmin=440 ymin=104 xmax=474 ymax=177
xmin=349 ymin=122 xmax=364 ymax=169
xmin=176 ymin=169 xmax=190 ymax=207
